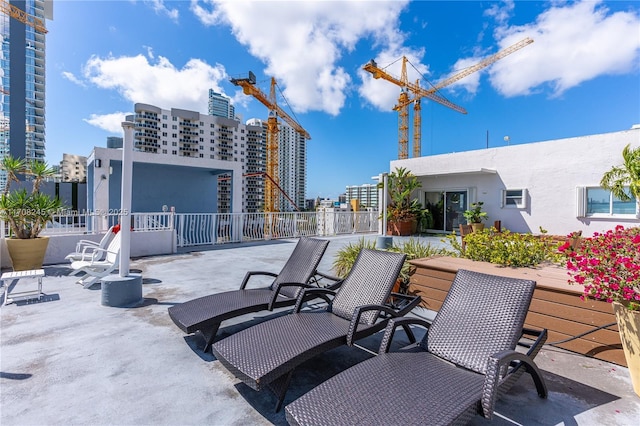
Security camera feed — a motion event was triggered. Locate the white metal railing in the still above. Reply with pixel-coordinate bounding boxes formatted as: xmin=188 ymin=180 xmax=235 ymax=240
xmin=1 ymin=211 xmax=377 ymax=248
xmin=1 ymin=212 xmax=174 ymax=238
xmin=174 ymin=211 xmax=378 ymax=247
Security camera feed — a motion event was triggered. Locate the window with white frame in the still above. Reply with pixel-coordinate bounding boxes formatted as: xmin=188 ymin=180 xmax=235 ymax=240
xmin=577 ymin=187 xmax=638 ymax=217
xmin=501 ymin=189 xmax=527 ymax=208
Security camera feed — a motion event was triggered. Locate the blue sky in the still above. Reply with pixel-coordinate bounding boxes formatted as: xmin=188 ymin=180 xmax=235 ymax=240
xmin=46 ymin=0 xmax=640 ymax=199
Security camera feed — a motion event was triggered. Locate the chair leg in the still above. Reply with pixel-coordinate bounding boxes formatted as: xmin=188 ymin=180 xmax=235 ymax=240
xmin=201 ymin=323 xmax=221 ymax=353
xmin=401 ymin=324 xmax=417 ymax=343
xmin=269 ymin=371 xmax=294 ymax=412
xmin=82 ymin=274 xmax=102 ymax=289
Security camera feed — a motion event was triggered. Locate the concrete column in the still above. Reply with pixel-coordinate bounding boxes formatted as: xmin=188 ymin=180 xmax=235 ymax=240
xmin=100 ymin=121 xmax=142 ymax=307
xmin=120 ymin=122 xmax=134 ymax=277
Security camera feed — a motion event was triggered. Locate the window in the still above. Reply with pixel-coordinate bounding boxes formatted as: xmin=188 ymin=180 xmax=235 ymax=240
xmin=501 ymin=189 xmax=527 ymax=208
xmin=579 ymin=187 xmax=638 ymax=217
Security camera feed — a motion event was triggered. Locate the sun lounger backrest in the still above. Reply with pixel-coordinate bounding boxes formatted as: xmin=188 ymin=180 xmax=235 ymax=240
xmin=330 ymin=249 xmax=405 ymax=325
xmin=270 ymin=238 xmax=330 ymax=298
xmin=105 ymin=232 xmax=122 ymax=264
xmin=424 ymin=269 xmax=535 ymax=375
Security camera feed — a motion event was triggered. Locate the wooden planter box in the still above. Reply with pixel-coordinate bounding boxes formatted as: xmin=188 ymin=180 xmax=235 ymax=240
xmin=409 ymin=256 xmax=625 ymax=366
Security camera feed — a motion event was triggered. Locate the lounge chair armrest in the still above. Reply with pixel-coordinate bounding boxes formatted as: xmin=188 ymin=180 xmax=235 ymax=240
xmin=239 ymin=271 xmax=279 ymax=289
xmin=75 ymin=239 xmax=100 ymax=252
xmin=309 ymin=271 xmax=344 ymax=290
xmin=346 ymin=304 xmax=403 ymax=347
xmin=377 ymin=316 xmax=432 ymax=354
xmin=293 ymin=288 xmax=336 ymax=313
xmin=385 ymin=292 xmax=422 ymax=316
xmin=267 ymin=282 xmax=314 ymax=311
xmin=482 ymin=350 xmax=548 ymax=420
xmin=80 ymin=246 xmax=110 ymax=262
xmin=520 ymin=327 xmax=548 ymax=359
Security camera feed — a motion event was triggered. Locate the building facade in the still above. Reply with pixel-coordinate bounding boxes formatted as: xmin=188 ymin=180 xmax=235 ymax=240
xmin=60 ymin=153 xmax=87 ymax=182
xmin=345 ymin=183 xmax=379 ymax=210
xmin=278 ymin=122 xmax=307 ymax=211
xmin=131 ymin=103 xmax=265 ymax=212
xmin=391 ymin=128 xmax=640 ymax=236
xmin=208 ymin=90 xmax=235 ymax=119
xmin=0 ymin=0 xmax=53 ymax=192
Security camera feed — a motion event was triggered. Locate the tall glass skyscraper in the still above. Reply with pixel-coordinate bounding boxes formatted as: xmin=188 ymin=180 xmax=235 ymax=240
xmin=208 ymin=89 xmax=235 ymax=119
xmin=0 ymin=0 xmax=52 ymax=191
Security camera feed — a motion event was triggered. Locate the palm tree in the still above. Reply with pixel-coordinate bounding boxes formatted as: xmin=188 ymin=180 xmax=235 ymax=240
xmin=600 ymin=144 xmax=640 ymax=207
xmin=1 ymin=155 xmax=27 ymax=195
xmin=27 ymin=159 xmax=56 ymax=193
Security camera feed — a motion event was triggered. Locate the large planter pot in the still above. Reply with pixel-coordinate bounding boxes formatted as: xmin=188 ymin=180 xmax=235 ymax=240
xmin=471 ymin=223 xmax=485 ymax=232
xmin=5 ymin=237 xmax=50 ymax=271
xmin=387 ymin=220 xmax=415 ymax=236
xmin=612 ymin=302 xmax=640 ymax=397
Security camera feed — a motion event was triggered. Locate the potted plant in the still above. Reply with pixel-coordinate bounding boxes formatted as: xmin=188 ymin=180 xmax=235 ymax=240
xmin=561 ymin=225 xmax=640 ymax=396
xmin=463 ymin=201 xmax=488 ymax=232
xmin=0 ymin=156 xmax=63 ymax=271
xmin=381 ymin=167 xmax=422 ymax=236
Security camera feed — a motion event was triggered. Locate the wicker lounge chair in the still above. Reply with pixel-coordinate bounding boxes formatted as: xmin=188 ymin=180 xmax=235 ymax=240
xmin=168 ymin=237 xmax=333 ymax=353
xmin=285 ymin=269 xmax=548 ymax=426
xmin=211 ymin=248 xmax=421 ymax=412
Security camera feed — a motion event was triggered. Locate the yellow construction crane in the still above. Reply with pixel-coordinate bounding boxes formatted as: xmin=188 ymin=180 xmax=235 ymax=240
xmin=0 ymin=0 xmax=48 ymax=33
xmin=230 ymin=71 xmax=310 ymax=212
xmin=364 ymin=37 xmax=533 ymax=159
xmin=364 ymin=57 xmax=466 ymax=160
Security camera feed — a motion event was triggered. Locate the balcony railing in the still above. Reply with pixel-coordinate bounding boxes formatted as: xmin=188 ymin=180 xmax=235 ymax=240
xmin=2 ymin=211 xmax=378 ymax=249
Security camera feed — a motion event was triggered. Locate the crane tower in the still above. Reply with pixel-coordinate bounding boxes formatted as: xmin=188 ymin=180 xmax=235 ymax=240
xmin=230 ymin=72 xmax=310 ymax=213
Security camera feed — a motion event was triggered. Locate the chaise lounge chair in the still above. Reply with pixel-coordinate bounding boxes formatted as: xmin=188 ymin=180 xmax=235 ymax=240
xmin=65 ymin=226 xmax=116 ymax=262
xmin=168 ymin=237 xmax=333 ymax=353
xmin=285 ymin=269 xmax=548 ymax=426
xmin=70 ymin=231 xmax=122 ymax=289
xmin=211 ymin=248 xmax=422 ymax=412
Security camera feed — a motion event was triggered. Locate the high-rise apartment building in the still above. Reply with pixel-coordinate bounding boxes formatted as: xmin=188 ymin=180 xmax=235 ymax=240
xmin=60 ymin=153 xmax=87 ymax=182
xmin=0 ymin=0 xmax=53 ymax=191
xmin=131 ymin=103 xmax=265 ymax=212
xmin=278 ymin=122 xmax=307 ymax=211
xmin=208 ymin=90 xmax=235 ymax=119
xmin=245 ymin=118 xmax=307 ymax=212
xmin=130 ymin=102 xmax=307 ymax=213
xmin=345 ymin=183 xmax=379 ymax=210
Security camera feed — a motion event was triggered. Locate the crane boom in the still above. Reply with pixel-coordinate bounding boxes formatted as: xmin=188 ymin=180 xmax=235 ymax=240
xmin=230 ymin=72 xmax=311 ymax=139
xmin=0 ymin=0 xmax=48 ymax=33
xmin=396 ymin=37 xmax=534 ymax=110
xmin=429 ymin=37 xmax=533 ymax=94
xmin=364 ymin=59 xmax=467 ymax=115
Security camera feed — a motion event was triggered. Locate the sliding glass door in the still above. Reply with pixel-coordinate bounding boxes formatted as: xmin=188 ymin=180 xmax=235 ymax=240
xmin=424 ymin=190 xmax=468 ymax=232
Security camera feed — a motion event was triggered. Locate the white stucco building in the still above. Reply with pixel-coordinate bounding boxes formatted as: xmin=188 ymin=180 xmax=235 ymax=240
xmin=391 ymin=127 xmax=640 ymax=237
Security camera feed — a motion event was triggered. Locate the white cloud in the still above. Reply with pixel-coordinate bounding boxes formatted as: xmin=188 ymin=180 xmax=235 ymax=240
xmin=82 ymin=54 xmax=228 ymax=112
xmin=61 ymin=71 xmax=87 ymax=88
xmin=191 ymin=0 xmax=410 ymax=116
xmin=488 ymin=0 xmax=640 ymax=97
xmin=145 ymin=0 xmax=179 ymax=22
xmin=83 ymin=112 xmax=132 ymax=134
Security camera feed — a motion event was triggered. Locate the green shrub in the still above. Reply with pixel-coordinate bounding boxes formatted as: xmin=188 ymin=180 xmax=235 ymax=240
xmin=332 ymin=237 xmax=447 ymax=294
xmin=443 ymin=228 xmax=565 ymax=267
xmin=332 ymin=237 xmax=378 ymax=278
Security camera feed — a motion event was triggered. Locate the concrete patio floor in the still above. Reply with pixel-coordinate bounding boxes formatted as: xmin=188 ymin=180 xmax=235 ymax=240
xmin=1 ymin=234 xmax=639 ymax=425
